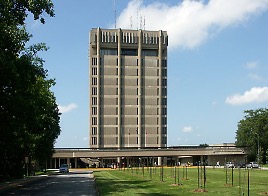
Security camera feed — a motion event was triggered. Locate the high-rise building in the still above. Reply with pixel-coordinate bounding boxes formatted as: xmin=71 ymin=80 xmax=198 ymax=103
xmin=89 ymin=28 xmax=167 ymax=149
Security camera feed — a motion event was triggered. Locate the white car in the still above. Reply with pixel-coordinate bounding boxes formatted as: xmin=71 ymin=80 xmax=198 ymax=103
xmin=226 ymin=162 xmax=235 ymax=168
xmin=246 ymin=162 xmax=259 ymax=168
xmin=59 ymin=164 xmax=69 ymax=173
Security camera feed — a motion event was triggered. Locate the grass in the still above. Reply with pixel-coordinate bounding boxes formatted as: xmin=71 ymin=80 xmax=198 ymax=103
xmin=94 ymin=167 xmax=268 ymax=195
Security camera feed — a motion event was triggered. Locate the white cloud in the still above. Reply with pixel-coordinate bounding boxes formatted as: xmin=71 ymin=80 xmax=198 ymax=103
xmin=115 ymin=0 xmax=268 ymax=49
xmin=248 ymin=73 xmax=263 ymax=81
xmin=225 ymin=87 xmax=268 ymax=105
xmin=212 ymin=101 xmax=218 ymax=106
xmin=182 ymin=126 xmax=193 ymax=133
xmin=58 ymin=103 xmax=78 ymax=113
xmin=246 ymin=61 xmax=259 ymax=69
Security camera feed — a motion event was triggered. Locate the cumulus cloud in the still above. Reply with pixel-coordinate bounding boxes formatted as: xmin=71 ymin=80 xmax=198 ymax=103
xmin=115 ymin=0 xmax=268 ymax=49
xmin=58 ymin=103 xmax=78 ymax=113
xmin=182 ymin=126 xmax=193 ymax=133
xmin=225 ymin=87 xmax=268 ymax=105
xmin=248 ymin=73 xmax=263 ymax=81
xmin=246 ymin=61 xmax=259 ymax=69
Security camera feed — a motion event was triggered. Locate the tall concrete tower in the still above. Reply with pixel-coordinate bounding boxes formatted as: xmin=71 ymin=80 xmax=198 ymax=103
xmin=89 ymin=28 xmax=167 ymax=149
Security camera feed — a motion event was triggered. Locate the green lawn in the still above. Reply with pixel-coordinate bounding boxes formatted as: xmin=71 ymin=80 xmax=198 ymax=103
xmin=94 ymin=167 xmax=268 ymax=195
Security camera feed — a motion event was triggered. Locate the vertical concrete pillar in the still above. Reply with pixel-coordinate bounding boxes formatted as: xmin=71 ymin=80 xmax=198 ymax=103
xmin=96 ymin=27 xmax=101 ymax=148
xmin=175 ymin=156 xmax=179 ymax=166
xmin=127 ymin=157 xmax=130 ymax=168
xmin=163 ymin=157 xmax=167 ymax=166
xmin=101 ymin=158 xmax=104 ymax=168
xmin=67 ymin=158 xmax=70 ymax=168
xmin=138 ymin=30 xmax=142 ymax=148
xmin=158 ymin=30 xmax=163 ymax=148
xmin=158 ymin=157 xmax=162 ymax=166
xmin=117 ymin=157 xmax=121 ymax=167
xmin=58 ymin=158 xmax=61 ymax=168
xmin=75 ymin=157 xmax=78 ymax=168
xmin=117 ymin=28 xmax=122 ymax=148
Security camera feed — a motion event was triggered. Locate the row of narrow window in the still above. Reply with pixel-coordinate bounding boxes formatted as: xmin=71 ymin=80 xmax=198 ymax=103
xmin=91 ymin=127 xmax=167 ymax=136
xmin=92 ymin=58 xmax=165 ymax=67
xmin=100 ymin=31 xmax=164 ymax=45
xmin=91 ymin=97 xmax=166 ymax=106
xmin=91 ymin=107 xmax=166 ymax=116
xmin=91 ymin=97 xmax=166 ymax=107
xmin=91 ymin=87 xmax=166 ymax=96
xmin=91 ymin=137 xmax=160 ymax=146
xmin=91 ymin=67 xmax=167 ymax=77
xmin=91 ymin=116 xmax=167 ymax=126
xmin=91 ymin=77 xmax=167 ymax=86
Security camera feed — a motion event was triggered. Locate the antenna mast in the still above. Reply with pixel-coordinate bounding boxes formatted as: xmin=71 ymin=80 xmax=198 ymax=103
xmin=140 ymin=10 xmax=143 ymax=30
xmin=114 ymin=0 xmax=117 ymax=29
xmin=137 ymin=9 xmax=139 ymax=30
xmin=144 ymin=16 xmax=145 ymax=30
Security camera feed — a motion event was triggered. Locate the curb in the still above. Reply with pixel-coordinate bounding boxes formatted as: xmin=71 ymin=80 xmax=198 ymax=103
xmin=89 ymin=171 xmax=99 ymax=196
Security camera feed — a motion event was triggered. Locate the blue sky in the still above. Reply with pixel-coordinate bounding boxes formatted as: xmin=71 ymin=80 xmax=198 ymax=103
xmin=26 ymin=0 xmax=268 ymax=147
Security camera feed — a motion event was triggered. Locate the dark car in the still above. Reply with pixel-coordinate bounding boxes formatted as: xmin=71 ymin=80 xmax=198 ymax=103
xmin=236 ymin=163 xmax=246 ymax=168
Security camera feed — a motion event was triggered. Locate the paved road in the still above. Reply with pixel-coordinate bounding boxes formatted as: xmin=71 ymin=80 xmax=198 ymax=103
xmin=3 ymin=170 xmax=97 ymax=196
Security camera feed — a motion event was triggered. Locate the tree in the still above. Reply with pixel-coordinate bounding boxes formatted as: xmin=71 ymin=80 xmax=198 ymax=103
xmin=236 ymin=108 xmax=268 ymax=164
xmin=0 ymin=0 xmax=60 ymax=179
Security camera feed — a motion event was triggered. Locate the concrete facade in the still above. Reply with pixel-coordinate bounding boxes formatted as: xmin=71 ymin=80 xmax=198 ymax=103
xmin=89 ymin=28 xmax=168 ymax=148
xmin=50 ymin=146 xmax=247 ymax=168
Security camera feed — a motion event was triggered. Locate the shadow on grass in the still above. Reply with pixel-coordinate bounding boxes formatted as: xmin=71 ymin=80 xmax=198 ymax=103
xmin=96 ymin=176 xmax=177 ymax=196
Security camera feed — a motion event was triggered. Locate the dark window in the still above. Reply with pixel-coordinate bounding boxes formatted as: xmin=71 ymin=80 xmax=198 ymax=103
xmin=92 ymin=107 xmax=97 ymax=115
xmin=91 ymin=97 xmax=97 ymax=105
xmin=100 ymin=48 xmax=117 ymax=55
xmin=121 ymin=49 xmax=138 ymax=56
xmin=162 ymin=98 xmax=167 ymax=105
xmin=162 ymin=68 xmax=167 ymax=77
xmin=162 ymin=78 xmax=167 ymax=86
xmin=162 ymin=117 xmax=167 ymax=125
xmin=92 ymin=68 xmax=97 ymax=75
xmin=92 ymin=87 xmax=97 ymax=95
xmin=142 ymin=49 xmax=158 ymax=56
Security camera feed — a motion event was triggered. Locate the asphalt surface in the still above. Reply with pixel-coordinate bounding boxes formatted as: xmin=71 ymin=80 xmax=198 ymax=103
xmin=0 ymin=170 xmax=98 ymax=196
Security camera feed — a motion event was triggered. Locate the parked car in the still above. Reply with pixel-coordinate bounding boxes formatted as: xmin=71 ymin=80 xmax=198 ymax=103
xmin=236 ymin=163 xmax=246 ymax=168
xmin=59 ymin=164 xmax=69 ymax=173
xmin=226 ymin=162 xmax=235 ymax=168
xmin=246 ymin=162 xmax=259 ymax=168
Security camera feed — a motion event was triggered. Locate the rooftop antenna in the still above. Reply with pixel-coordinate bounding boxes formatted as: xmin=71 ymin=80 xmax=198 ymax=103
xmin=144 ymin=16 xmax=145 ymax=30
xmin=136 ymin=9 xmax=139 ymax=30
xmin=140 ymin=10 xmax=143 ymax=30
xmin=130 ymin=16 xmax=133 ymax=29
xmin=114 ymin=0 xmax=117 ymax=29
